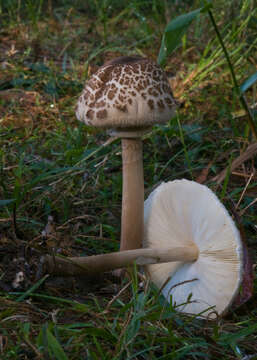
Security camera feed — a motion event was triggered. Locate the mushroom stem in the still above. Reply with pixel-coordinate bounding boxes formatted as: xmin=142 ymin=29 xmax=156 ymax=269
xmin=120 ymin=137 xmax=144 ymax=251
xmin=45 ymin=245 xmax=199 ymax=276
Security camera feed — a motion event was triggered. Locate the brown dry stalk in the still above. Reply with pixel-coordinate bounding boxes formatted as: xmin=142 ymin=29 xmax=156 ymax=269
xmin=211 ymin=142 xmax=257 ymax=184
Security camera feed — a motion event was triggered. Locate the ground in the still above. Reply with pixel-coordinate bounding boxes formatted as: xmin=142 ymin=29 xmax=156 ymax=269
xmin=0 ymin=0 xmax=257 ymax=359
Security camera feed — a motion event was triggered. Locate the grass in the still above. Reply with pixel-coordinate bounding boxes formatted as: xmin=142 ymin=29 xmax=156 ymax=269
xmin=0 ymin=0 xmax=257 ymax=358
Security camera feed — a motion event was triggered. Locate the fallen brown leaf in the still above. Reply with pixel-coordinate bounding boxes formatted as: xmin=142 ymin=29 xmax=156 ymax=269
xmin=196 ymin=161 xmax=213 ymax=184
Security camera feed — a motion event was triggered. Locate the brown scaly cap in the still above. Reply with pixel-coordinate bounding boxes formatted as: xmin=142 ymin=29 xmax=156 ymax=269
xmin=76 ymin=56 xmax=177 ymax=129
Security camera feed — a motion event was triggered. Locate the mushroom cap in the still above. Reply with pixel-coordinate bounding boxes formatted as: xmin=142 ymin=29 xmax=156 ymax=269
xmin=144 ymin=179 xmax=243 ymax=318
xmin=76 ymin=57 xmax=177 ymax=129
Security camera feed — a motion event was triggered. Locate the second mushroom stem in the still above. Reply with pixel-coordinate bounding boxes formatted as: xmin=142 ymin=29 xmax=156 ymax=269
xmin=120 ymin=137 xmax=144 ymax=251
xmin=45 ymin=246 xmax=199 ymax=276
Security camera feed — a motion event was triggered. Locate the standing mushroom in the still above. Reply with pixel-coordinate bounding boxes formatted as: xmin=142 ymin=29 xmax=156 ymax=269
xmin=76 ymin=56 xmax=177 ymax=251
xmin=144 ymin=179 xmax=243 ymax=318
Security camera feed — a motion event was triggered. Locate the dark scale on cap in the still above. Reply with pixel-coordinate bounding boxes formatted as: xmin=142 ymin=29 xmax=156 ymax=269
xmin=118 ymin=94 xmax=125 ymax=102
xmin=149 ymin=87 xmax=159 ymax=97
xmin=148 ymin=99 xmax=154 ymax=110
xmin=140 ymin=62 xmax=147 ymax=72
xmin=153 ymin=75 xmax=160 ymax=82
xmin=89 ymin=93 xmax=95 ymax=101
xmin=95 ymin=100 xmax=106 ymax=108
xmin=86 ymin=109 xmax=94 ymax=119
xmin=97 ymin=109 xmax=107 ymax=119
xmin=142 ymin=79 xmax=150 ymax=87
xmin=133 ymin=68 xmax=140 ymax=74
xmin=155 ymin=84 xmax=163 ymax=95
xmin=89 ymin=79 xmax=100 ymax=91
xmin=130 ymin=91 xmax=137 ymax=97
xmin=116 ymin=104 xmax=127 ymax=112
xmin=97 ymin=68 xmax=112 ymax=83
xmin=83 ymin=90 xmax=89 ymax=100
xmin=125 ymin=67 xmax=134 ymax=76
xmin=95 ymin=89 xmax=104 ymax=101
xmin=124 ymin=78 xmax=131 ymax=86
xmin=113 ymin=67 xmax=122 ymax=76
xmin=165 ymin=97 xmax=174 ymax=108
xmin=136 ymin=82 xmax=144 ymax=91
xmin=108 ymin=89 xmax=116 ymax=100
xmin=157 ymin=99 xmax=165 ymax=110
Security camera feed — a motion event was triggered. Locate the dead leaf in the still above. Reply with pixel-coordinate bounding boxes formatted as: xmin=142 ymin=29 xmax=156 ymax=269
xmin=196 ymin=161 xmax=213 ymax=184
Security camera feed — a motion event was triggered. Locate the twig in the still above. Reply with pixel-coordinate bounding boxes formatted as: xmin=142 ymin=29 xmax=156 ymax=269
xmin=240 ymin=197 xmax=257 ymax=216
xmin=211 ymin=142 xmax=257 ymax=184
xmin=236 ymin=172 xmax=254 ymax=209
xmin=106 ymin=281 xmax=132 ymax=311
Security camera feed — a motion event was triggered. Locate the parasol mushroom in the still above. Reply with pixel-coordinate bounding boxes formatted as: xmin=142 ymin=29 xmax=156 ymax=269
xmin=75 ymin=56 xmax=177 ymax=251
xmin=45 ymin=179 xmax=244 ymax=318
xmin=143 ymin=179 xmax=243 ymax=318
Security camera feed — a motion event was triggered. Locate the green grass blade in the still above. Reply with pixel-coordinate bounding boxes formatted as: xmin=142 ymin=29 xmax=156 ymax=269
xmin=46 ymin=329 xmax=69 ymax=360
xmin=240 ymin=71 xmax=257 ymax=93
xmin=158 ymin=8 xmax=202 ymax=66
xmin=16 ymin=275 xmax=49 ymax=302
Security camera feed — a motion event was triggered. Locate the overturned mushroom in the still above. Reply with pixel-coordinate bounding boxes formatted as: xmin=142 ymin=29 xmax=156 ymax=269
xmin=45 ymin=180 xmax=244 ymax=317
xmin=144 ymin=179 xmax=243 ymax=317
xmin=75 ymin=56 xmax=177 ymax=251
